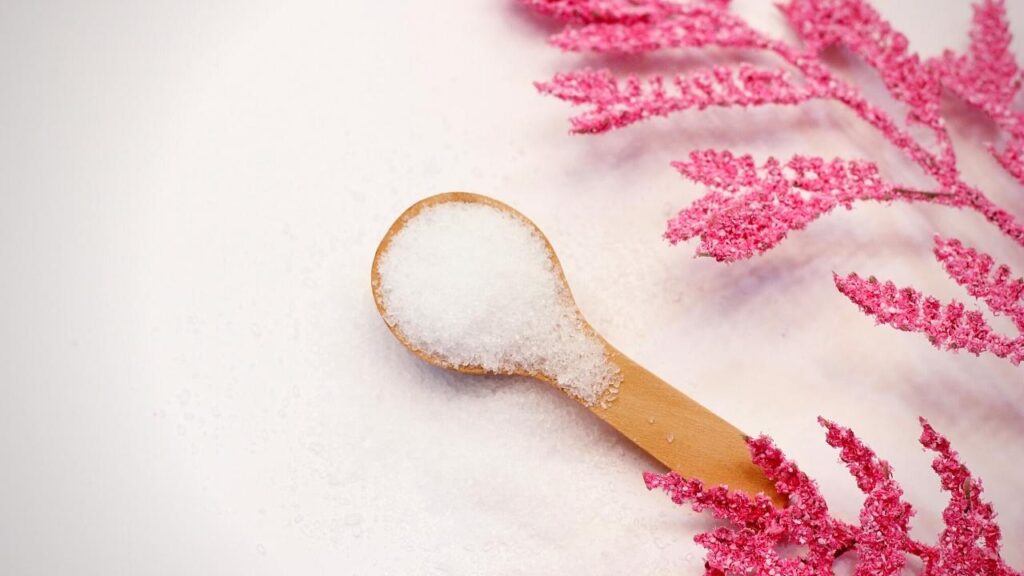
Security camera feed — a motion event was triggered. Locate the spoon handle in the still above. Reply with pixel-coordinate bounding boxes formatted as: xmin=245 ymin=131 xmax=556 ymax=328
xmin=592 ymin=344 xmax=784 ymax=507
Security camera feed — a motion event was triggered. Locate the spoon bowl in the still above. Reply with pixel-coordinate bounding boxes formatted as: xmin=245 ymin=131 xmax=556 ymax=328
xmin=371 ymin=192 xmax=578 ymax=382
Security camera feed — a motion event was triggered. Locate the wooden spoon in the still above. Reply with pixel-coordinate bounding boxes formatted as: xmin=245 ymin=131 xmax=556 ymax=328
xmin=371 ymin=192 xmax=783 ymax=506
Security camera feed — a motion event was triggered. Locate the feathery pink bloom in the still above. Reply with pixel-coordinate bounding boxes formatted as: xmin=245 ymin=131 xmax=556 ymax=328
xmin=526 ymin=0 xmax=1024 ymax=364
xmin=835 ymin=236 xmax=1024 ymax=364
xmin=535 ymin=66 xmax=819 ymax=134
xmin=664 ymin=150 xmax=947 ymax=261
xmin=645 ymin=418 xmax=1021 ymax=575
xmin=548 ymin=3 xmax=768 ymax=54
xmin=520 ymin=0 xmax=681 ymax=24
xmin=781 ymin=0 xmax=948 ymax=149
xmin=935 ymin=236 xmax=1024 ymax=332
xmin=930 ymin=0 xmax=1024 ymax=185
xmin=527 ymin=0 xmax=1024 ymax=249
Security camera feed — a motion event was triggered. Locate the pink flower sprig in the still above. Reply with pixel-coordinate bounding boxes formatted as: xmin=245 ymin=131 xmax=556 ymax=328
xmin=644 ymin=417 xmax=1021 ymax=576
xmin=664 ymin=150 xmax=951 ymax=261
xmin=528 ymin=0 xmax=1024 ymax=248
xmin=835 ymin=236 xmax=1024 ymax=364
xmin=930 ymin=0 xmax=1024 ymax=186
xmin=526 ymin=0 xmax=1024 ymax=364
xmin=536 ymin=66 xmax=819 ymax=134
xmin=936 ymin=236 xmax=1024 ymax=332
xmin=780 ymin=0 xmax=952 ymax=163
xmin=544 ymin=1 xmax=769 ymax=55
xmin=519 ymin=0 xmax=682 ymax=25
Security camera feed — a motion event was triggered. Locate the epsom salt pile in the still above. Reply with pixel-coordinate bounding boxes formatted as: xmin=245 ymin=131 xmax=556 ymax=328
xmin=374 ymin=200 xmax=619 ymax=405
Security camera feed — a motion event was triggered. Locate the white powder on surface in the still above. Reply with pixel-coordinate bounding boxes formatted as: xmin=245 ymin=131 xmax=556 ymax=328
xmin=375 ymin=201 xmax=620 ymax=405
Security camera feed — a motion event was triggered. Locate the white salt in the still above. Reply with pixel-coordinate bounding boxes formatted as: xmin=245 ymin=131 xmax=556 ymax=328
xmin=375 ymin=201 xmax=620 ymax=405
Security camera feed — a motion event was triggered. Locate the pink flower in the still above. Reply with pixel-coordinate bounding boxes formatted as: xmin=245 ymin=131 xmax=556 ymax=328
xmin=836 ymin=237 xmax=1024 ymax=364
xmin=526 ymin=0 xmax=1024 ymax=363
xmin=645 ymin=418 xmax=1021 ymax=575
xmin=663 ymin=150 xmax=947 ymax=261
xmin=935 ymin=236 xmax=1024 ymax=333
xmin=535 ymin=66 xmax=818 ymax=135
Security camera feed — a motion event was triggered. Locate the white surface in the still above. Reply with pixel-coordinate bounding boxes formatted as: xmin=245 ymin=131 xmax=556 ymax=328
xmin=1 ymin=1 xmax=1022 ymax=574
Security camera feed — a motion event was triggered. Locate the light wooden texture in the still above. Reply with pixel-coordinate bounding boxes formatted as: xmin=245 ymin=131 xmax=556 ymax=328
xmin=371 ymin=192 xmax=783 ymax=507
xmin=597 ymin=343 xmax=783 ymax=505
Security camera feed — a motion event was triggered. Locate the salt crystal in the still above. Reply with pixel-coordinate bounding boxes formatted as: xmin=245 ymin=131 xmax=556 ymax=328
xmin=376 ymin=200 xmax=620 ymax=405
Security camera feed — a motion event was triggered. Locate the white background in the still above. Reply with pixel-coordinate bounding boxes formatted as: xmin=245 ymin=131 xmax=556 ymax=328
xmin=2 ymin=0 xmax=1022 ymax=574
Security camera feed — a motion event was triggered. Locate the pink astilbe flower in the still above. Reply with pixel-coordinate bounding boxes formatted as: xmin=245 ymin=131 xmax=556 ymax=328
xmin=835 ymin=236 xmax=1024 ymax=364
xmin=935 ymin=236 xmax=1024 ymax=333
xmin=930 ymin=0 xmax=1024 ymax=186
xmin=546 ymin=2 xmax=769 ymax=55
xmin=536 ymin=66 xmax=819 ymax=134
xmin=520 ymin=0 xmax=680 ymax=25
xmin=644 ymin=417 xmax=1021 ymax=576
xmin=780 ymin=0 xmax=950 ymax=155
xmin=525 ymin=0 xmax=1024 ymax=364
xmin=663 ymin=150 xmax=946 ymax=261
xmin=919 ymin=418 xmax=1013 ymax=573
xmin=527 ymin=0 xmax=1024 ymax=249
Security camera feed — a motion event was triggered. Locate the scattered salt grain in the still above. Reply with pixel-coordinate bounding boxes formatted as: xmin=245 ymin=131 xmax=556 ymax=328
xmin=375 ymin=201 xmax=620 ymax=405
